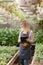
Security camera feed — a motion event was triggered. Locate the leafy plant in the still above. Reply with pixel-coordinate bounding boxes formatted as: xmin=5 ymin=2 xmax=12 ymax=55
xmin=34 ymin=29 xmax=43 ymax=43
xmin=34 ymin=43 xmax=43 ymax=60
xmin=40 ymin=2 xmax=43 ymax=7
xmin=0 ymin=46 xmax=18 ymax=65
xmin=0 ymin=28 xmax=19 ymax=46
xmin=0 ymin=2 xmax=26 ymax=20
xmin=12 ymin=9 xmax=26 ymax=20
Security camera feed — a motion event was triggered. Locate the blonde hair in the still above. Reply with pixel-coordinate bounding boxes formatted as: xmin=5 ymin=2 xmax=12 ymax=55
xmin=20 ymin=20 xmax=30 ymax=29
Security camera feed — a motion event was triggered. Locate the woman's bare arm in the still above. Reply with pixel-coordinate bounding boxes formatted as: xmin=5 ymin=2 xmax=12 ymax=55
xmin=26 ymin=31 xmax=34 ymax=43
xmin=18 ymin=31 xmax=21 ymax=43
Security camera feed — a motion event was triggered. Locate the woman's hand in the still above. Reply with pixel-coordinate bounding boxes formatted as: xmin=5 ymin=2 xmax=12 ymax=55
xmin=26 ymin=38 xmax=31 ymax=42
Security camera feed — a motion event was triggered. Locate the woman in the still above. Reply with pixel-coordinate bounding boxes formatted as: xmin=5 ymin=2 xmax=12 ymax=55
xmin=18 ymin=20 xmax=33 ymax=65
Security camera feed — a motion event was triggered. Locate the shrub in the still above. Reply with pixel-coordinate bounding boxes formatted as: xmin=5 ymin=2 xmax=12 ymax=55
xmin=0 ymin=28 xmax=19 ymax=46
xmin=0 ymin=46 xmax=18 ymax=65
xmin=34 ymin=43 xmax=43 ymax=60
xmin=34 ymin=29 xmax=43 ymax=43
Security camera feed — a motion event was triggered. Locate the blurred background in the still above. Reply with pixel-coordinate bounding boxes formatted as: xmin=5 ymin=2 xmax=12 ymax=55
xmin=0 ymin=0 xmax=43 ymax=65
xmin=0 ymin=0 xmax=43 ymax=30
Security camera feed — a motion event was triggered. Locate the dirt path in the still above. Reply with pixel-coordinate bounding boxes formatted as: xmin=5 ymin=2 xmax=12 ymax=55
xmin=13 ymin=56 xmax=33 ymax=65
xmin=13 ymin=45 xmax=35 ymax=65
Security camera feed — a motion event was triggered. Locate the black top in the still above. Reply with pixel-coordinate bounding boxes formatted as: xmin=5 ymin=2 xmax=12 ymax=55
xmin=19 ymin=31 xmax=31 ymax=59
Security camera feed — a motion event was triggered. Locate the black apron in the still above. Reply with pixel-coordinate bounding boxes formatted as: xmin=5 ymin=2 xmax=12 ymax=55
xmin=19 ymin=32 xmax=31 ymax=60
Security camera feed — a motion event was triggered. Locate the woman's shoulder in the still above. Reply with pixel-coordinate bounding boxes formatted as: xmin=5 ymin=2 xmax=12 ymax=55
xmin=28 ymin=30 xmax=33 ymax=34
xmin=19 ymin=30 xmax=23 ymax=35
xmin=30 ymin=30 xmax=33 ymax=33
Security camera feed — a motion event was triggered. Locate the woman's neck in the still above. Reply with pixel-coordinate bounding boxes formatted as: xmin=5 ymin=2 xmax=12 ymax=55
xmin=21 ymin=28 xmax=30 ymax=34
xmin=22 ymin=29 xmax=28 ymax=34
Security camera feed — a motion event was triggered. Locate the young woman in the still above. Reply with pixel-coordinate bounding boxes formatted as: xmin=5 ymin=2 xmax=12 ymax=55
xmin=18 ymin=20 xmax=33 ymax=65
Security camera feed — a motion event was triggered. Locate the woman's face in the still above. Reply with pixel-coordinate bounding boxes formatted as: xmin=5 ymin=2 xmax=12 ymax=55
xmin=20 ymin=21 xmax=30 ymax=31
xmin=20 ymin=24 xmax=28 ymax=31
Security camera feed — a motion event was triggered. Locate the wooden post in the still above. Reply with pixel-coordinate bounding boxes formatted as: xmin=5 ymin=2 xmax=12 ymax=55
xmin=7 ymin=50 xmax=19 ymax=65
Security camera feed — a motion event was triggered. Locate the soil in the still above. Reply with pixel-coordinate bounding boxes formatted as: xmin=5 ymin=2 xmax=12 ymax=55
xmin=32 ymin=60 xmax=43 ymax=65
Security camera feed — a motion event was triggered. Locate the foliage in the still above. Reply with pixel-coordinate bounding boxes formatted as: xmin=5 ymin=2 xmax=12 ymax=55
xmin=29 ymin=16 xmax=43 ymax=26
xmin=40 ymin=2 xmax=43 ymax=7
xmin=0 ymin=16 xmax=5 ymax=20
xmin=29 ymin=16 xmax=39 ymax=23
xmin=0 ymin=46 xmax=18 ymax=65
xmin=34 ymin=43 xmax=43 ymax=60
xmin=34 ymin=29 xmax=43 ymax=43
xmin=0 ymin=28 xmax=19 ymax=46
xmin=12 ymin=9 xmax=26 ymax=20
xmin=0 ymin=2 xmax=26 ymax=20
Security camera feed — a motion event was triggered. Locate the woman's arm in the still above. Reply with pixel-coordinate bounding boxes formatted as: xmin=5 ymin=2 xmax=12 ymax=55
xmin=26 ymin=30 xmax=34 ymax=43
xmin=18 ymin=31 xmax=21 ymax=43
